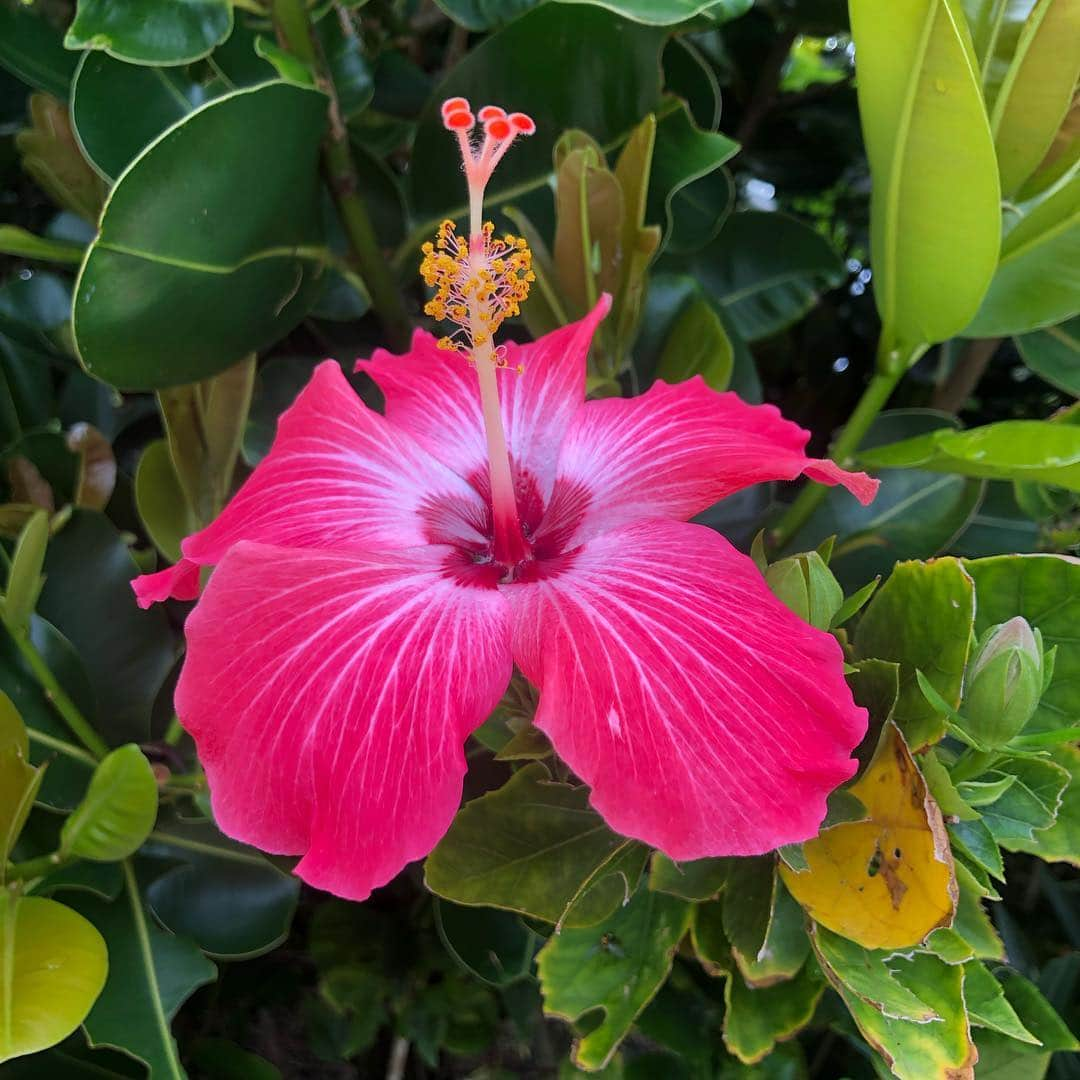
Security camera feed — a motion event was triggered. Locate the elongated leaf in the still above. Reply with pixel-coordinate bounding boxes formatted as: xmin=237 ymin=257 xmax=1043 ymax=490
xmin=425 ymin=763 xmax=647 ymax=927
xmin=73 ymin=83 xmax=329 ymax=390
xmin=850 ymin=0 xmax=1000 ymax=359
xmin=1016 ymin=316 xmax=1080 ymax=395
xmin=64 ymin=0 xmax=233 ymax=66
xmin=988 ymin=0 xmax=1080 ymax=195
xmin=135 ymin=439 xmax=195 ymax=564
xmin=536 ymin=886 xmax=691 ymax=1070
xmin=60 ymin=744 xmax=157 ymax=861
xmin=965 ymin=961 xmax=1040 ymax=1043
xmin=965 ymin=174 xmax=1080 ymax=337
xmin=0 ymin=692 xmax=42 ymax=867
xmin=0 ymin=893 xmax=108 ymax=1064
xmin=3 ymin=509 xmax=49 ymax=634
xmin=68 ymin=864 xmax=217 ymax=1079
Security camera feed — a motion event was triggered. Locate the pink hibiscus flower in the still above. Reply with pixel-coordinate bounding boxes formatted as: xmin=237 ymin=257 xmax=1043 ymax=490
xmin=134 ymin=100 xmax=878 ymax=901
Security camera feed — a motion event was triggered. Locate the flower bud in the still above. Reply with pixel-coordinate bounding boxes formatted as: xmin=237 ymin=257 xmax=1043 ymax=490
xmin=962 ymin=617 xmax=1045 ymax=747
xmin=765 ymin=551 xmax=843 ymax=630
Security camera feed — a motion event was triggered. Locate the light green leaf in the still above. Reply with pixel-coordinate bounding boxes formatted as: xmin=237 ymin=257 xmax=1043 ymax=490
xmin=557 ymin=0 xmax=751 ymax=25
xmin=656 ymin=296 xmax=733 ymax=390
xmin=64 ymin=0 xmax=232 ymax=66
xmin=854 ymin=558 xmax=976 ymax=749
xmin=73 ymin=83 xmax=329 ymax=391
xmin=135 ymin=439 xmax=195 ymax=564
xmin=1004 ymin=742 xmax=1080 ymax=864
xmin=965 ymin=173 xmax=1080 ymax=337
xmin=60 ymin=744 xmax=157 ymax=861
xmin=964 ymin=961 xmax=1041 ymax=1043
xmin=3 ymin=509 xmax=49 ymax=634
xmin=0 ymin=691 xmax=43 ymax=868
xmin=951 ymin=862 xmax=1005 ymax=959
xmin=987 ymin=0 xmax=1080 ymax=195
xmin=850 ymin=0 xmax=1001 ymax=359
xmin=0 ymin=226 xmax=83 ymax=266
xmin=536 ymin=886 xmax=691 ymax=1071
xmin=1016 ymin=316 xmax=1080 ymax=395
xmin=425 ymin=763 xmax=647 ymax=927
xmin=0 ymin=893 xmax=108 ymax=1064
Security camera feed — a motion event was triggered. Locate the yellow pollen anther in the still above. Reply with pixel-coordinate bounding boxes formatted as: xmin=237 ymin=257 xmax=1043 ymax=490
xmin=418 ymin=220 xmax=533 ymax=368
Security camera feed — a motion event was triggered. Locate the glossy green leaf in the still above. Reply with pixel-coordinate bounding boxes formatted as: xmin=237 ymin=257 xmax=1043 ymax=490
xmin=812 ymin=924 xmax=939 ymax=1021
xmin=408 ymin=6 xmax=665 ymax=229
xmin=0 ymin=3 xmax=79 ymax=99
xmin=0 ymin=893 xmax=108 ymax=1065
xmin=73 ymin=83 xmax=329 ymax=390
xmin=536 ymin=886 xmax=691 ymax=1070
xmin=964 ymin=961 xmax=1040 ymax=1043
xmin=982 ymin=757 xmax=1069 ymax=844
xmin=431 ymin=0 xmax=538 ymax=31
xmin=663 ymin=211 xmax=845 ymax=341
xmin=850 ymin=0 xmax=1000 ymax=360
xmin=243 ymin=356 xmax=329 ymax=466
xmin=1016 ymin=316 xmax=1080 ymax=395
xmin=435 ymin=900 xmax=539 ymax=987
xmin=964 ymin=0 xmax=1037 ymax=96
xmin=64 ymin=0 xmax=233 ymax=66
xmin=948 ymin=818 xmax=1006 ymax=881
xmin=135 ymin=439 xmax=195 ymax=564
xmin=988 ymin=0 xmax=1080 ymax=195
xmin=558 ymin=0 xmax=751 ymax=24
xmin=0 ymin=691 xmax=42 ymax=867
xmin=830 ymin=952 xmax=976 ymax=1080
xmin=38 ymin=510 xmax=176 ymax=746
xmin=949 ymin=863 xmax=1005 ymax=959
xmin=656 ymin=296 xmax=733 ymax=390
xmin=0 ymin=226 xmax=83 ymax=265
xmin=426 ymin=763 xmax=646 ymax=927
xmin=648 ymin=854 xmax=729 ymax=902
xmin=68 ymin=863 xmax=217 ymax=1079
xmin=854 ymin=557 xmax=976 ymax=749
xmin=965 ymin=174 xmax=1080 ymax=337
xmin=965 ymin=553 xmax=1080 ymax=738
xmin=645 ymin=101 xmax=738 ymax=255
xmin=1004 ymin=742 xmax=1080 ymax=864
xmin=142 ymin=819 xmax=300 ymax=960
xmin=722 ymin=961 xmax=825 ymax=1065
xmin=60 ymin=744 xmax=157 ymax=861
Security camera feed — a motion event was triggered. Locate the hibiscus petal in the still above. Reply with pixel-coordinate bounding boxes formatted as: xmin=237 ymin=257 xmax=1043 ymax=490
xmin=541 ymin=376 xmax=877 ymax=547
xmin=181 ymin=361 xmax=486 ymax=569
xmin=131 ymin=559 xmax=200 ymax=609
xmin=175 ymin=541 xmax=513 ymax=900
xmin=357 ymin=297 xmax=610 ymax=499
xmin=508 ymin=519 xmax=867 ymax=858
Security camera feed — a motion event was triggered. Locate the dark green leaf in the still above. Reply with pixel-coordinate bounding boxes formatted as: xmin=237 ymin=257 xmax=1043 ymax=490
xmin=1016 ymin=316 xmax=1080 ymax=396
xmin=722 ymin=960 xmax=824 ymax=1064
xmin=0 ymin=2 xmax=79 ymax=99
xmin=435 ymin=899 xmax=539 ymax=986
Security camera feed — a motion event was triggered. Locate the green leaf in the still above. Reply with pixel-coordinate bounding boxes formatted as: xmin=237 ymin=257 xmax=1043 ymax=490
xmin=982 ymin=757 xmax=1070 ymax=842
xmin=434 ymin=900 xmax=539 ymax=987
xmin=425 ymin=763 xmax=646 ymax=927
xmin=0 ymin=691 xmax=43 ymax=868
xmin=135 ymin=439 xmax=195 ymax=564
xmin=142 ymin=819 xmax=300 ymax=960
xmin=3 ymin=509 xmax=49 ymax=634
xmin=987 ymin=0 xmax=1080 ymax=196
xmin=854 ymin=557 xmax=976 ymax=749
xmin=831 ymin=952 xmax=976 ymax=1080
xmin=645 ymin=100 xmax=738 ymax=255
xmin=60 ymin=744 xmax=157 ymax=862
xmin=948 ymin=817 xmax=1006 ymax=880
xmin=243 ymin=356 xmax=328 ymax=466
xmin=965 ymin=173 xmax=1080 ymax=337
xmin=0 ymin=3 xmax=79 ymax=99
xmin=811 ymin=924 xmax=940 ymax=1021
xmin=656 ymin=296 xmax=733 ymax=390
xmin=965 ymin=554 xmax=1080 ymax=737
xmin=38 ymin=510 xmax=176 ymax=746
xmin=722 ymin=858 xmax=777 ymax=964
xmin=996 ymin=969 xmax=1080 ymax=1050
xmin=408 ymin=6 xmax=666 ymax=230
xmin=0 ymin=893 xmax=108 ymax=1065
xmin=536 ymin=886 xmax=691 ymax=1071
xmin=73 ymin=83 xmax=329 ymax=391
xmin=432 ymin=0 xmax=538 ymax=31
xmin=64 ymin=0 xmax=233 ymax=66
xmin=648 ymin=854 xmax=729 ymax=902
xmin=950 ymin=862 xmax=1005 ymax=960
xmin=850 ymin=0 xmax=1000 ymax=360
xmin=663 ymin=211 xmax=845 ymax=342
xmin=0 ymin=226 xmax=84 ymax=265
xmin=67 ymin=863 xmax=217 ymax=1080
xmin=859 ymin=419 xmax=1080 ymax=492
xmin=1016 ymin=316 xmax=1080 ymax=396
xmin=558 ymin=0 xmax=751 ymax=24
xmin=964 ymin=961 xmax=1040 ymax=1043
xmin=731 ymin=880 xmax=810 ymax=987
xmin=722 ymin=961 xmax=825 ymax=1065
xmin=1004 ymin=742 xmax=1080 ymax=864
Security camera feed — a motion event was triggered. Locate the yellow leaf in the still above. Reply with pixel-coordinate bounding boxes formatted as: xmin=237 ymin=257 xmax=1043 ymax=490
xmin=780 ymin=723 xmax=956 ymax=949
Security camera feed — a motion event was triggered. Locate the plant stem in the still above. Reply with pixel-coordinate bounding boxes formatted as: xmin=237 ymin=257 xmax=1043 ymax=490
xmin=271 ymin=0 xmax=411 ymax=350
xmin=11 ymin=629 xmax=108 ymax=759
xmin=931 ymin=337 xmax=1002 ymax=413
xmin=6 ymin=850 xmax=73 ymax=883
